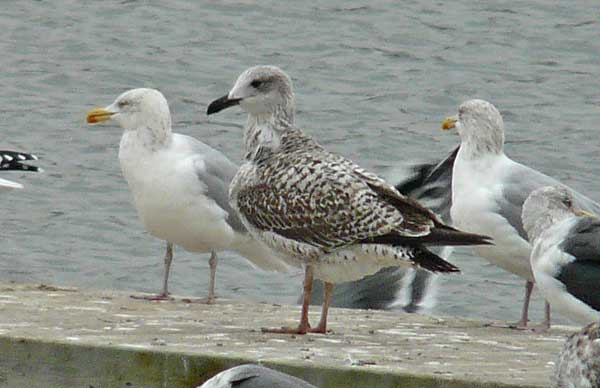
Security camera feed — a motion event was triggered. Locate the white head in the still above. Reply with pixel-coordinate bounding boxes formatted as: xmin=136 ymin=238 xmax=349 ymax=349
xmin=207 ymin=65 xmax=295 ymax=123
xmin=441 ymin=99 xmax=505 ymax=156
xmin=86 ymin=88 xmax=172 ymax=142
xmin=522 ymin=186 xmax=579 ymax=242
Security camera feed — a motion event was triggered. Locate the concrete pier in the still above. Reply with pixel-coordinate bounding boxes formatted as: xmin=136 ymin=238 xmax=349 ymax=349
xmin=0 ymin=283 xmax=572 ymax=387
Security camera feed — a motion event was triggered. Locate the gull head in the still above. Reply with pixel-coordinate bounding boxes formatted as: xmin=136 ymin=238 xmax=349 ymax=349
xmin=522 ymin=185 xmax=589 ymax=242
xmin=441 ymin=99 xmax=505 ymax=155
xmin=207 ymin=65 xmax=294 ymax=119
xmin=86 ymin=88 xmax=171 ymax=134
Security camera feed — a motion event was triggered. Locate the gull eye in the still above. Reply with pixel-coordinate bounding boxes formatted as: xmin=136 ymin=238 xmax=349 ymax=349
xmin=250 ymin=80 xmax=263 ymax=88
xmin=118 ymin=100 xmax=130 ymax=108
xmin=562 ymin=196 xmax=573 ymax=208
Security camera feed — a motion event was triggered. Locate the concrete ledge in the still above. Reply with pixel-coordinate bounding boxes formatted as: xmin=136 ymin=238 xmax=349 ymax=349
xmin=0 ymin=283 xmax=572 ymax=387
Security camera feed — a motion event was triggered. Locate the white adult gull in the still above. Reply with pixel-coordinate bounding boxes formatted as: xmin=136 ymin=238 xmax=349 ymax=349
xmin=0 ymin=150 xmax=40 ymax=189
xmin=522 ymin=186 xmax=600 ymax=325
xmin=86 ymin=88 xmax=289 ymax=303
xmin=442 ymin=99 xmax=600 ymax=329
xmin=207 ymin=66 xmax=491 ymax=334
xmin=552 ymin=321 xmax=600 ymax=388
xmin=198 ymin=364 xmax=318 ymax=388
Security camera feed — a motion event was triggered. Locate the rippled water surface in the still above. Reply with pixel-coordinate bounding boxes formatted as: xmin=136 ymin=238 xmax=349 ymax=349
xmin=2 ymin=1 xmax=600 ymax=324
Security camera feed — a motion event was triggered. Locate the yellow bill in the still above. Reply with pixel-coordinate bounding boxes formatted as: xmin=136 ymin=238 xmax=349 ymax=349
xmin=441 ymin=115 xmax=458 ymax=131
xmin=574 ymin=209 xmax=596 ymax=218
xmin=86 ymin=107 xmax=115 ymax=124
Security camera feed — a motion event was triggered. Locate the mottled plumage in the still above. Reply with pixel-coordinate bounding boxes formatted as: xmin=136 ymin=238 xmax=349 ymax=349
xmin=208 ymin=66 xmax=489 ymax=334
xmin=309 ymin=147 xmax=457 ymax=311
xmin=553 ymin=322 xmax=600 ymax=388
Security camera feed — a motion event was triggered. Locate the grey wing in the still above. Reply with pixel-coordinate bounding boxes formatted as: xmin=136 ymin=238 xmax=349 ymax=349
xmin=199 ymin=365 xmax=317 ymax=388
xmin=498 ymin=161 xmax=600 ymax=241
xmin=556 ymin=217 xmax=600 ymax=310
xmin=182 ymin=135 xmax=247 ymax=233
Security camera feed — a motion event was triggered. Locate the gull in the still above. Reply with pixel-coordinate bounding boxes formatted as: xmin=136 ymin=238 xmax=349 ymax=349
xmin=197 ymin=364 xmax=318 ymax=388
xmin=0 ymin=150 xmax=40 ymax=189
xmin=552 ymin=321 xmax=600 ymax=388
xmin=309 ymin=147 xmax=458 ymax=311
xmin=522 ymin=186 xmax=600 ymax=325
xmin=207 ymin=66 xmax=491 ymax=334
xmin=86 ymin=88 xmax=289 ymax=303
xmin=442 ymin=99 xmax=600 ymax=329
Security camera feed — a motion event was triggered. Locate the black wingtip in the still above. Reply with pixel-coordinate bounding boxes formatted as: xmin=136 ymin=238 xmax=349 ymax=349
xmin=411 ymin=247 xmax=460 ymax=273
xmin=0 ymin=151 xmax=41 ymax=173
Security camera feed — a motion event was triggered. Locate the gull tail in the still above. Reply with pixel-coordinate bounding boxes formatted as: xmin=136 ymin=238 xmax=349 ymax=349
xmin=409 ymin=246 xmax=460 ymax=273
xmin=361 ymin=227 xmax=492 ymax=248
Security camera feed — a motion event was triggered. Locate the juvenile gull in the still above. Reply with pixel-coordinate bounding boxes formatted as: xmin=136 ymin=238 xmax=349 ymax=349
xmin=207 ymin=66 xmax=491 ymax=334
xmin=552 ymin=321 xmax=600 ymax=388
xmin=198 ymin=364 xmax=318 ymax=388
xmin=523 ymin=186 xmax=600 ymax=325
xmin=86 ymin=88 xmax=289 ymax=303
xmin=442 ymin=99 xmax=600 ymax=329
xmin=309 ymin=147 xmax=458 ymax=311
xmin=0 ymin=150 xmax=40 ymax=189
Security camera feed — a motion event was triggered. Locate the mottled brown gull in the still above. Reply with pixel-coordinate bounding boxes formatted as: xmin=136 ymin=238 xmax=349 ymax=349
xmin=552 ymin=321 xmax=600 ymax=388
xmin=207 ymin=66 xmax=491 ymax=334
xmin=86 ymin=88 xmax=289 ymax=303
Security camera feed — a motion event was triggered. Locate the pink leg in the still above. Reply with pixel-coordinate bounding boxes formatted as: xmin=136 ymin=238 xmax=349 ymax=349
xmin=309 ymin=282 xmax=333 ymax=334
xmin=182 ymin=252 xmax=218 ymax=304
xmin=131 ymin=242 xmax=175 ymax=301
xmin=530 ymin=301 xmax=551 ymax=332
xmin=509 ymin=280 xmax=533 ymax=330
xmin=262 ymin=265 xmax=313 ymax=335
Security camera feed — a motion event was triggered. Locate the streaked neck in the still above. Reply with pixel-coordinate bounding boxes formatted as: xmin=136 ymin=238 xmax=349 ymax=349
xmin=243 ymin=105 xmax=294 ymax=161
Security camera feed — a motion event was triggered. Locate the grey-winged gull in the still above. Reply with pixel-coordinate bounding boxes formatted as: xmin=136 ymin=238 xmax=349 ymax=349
xmin=86 ymin=88 xmax=289 ymax=303
xmin=0 ymin=150 xmax=40 ymax=189
xmin=552 ymin=321 xmax=600 ymax=388
xmin=442 ymin=98 xmax=600 ymax=329
xmin=197 ymin=364 xmax=318 ymax=388
xmin=207 ymin=65 xmax=491 ymax=334
xmin=522 ymin=186 xmax=600 ymax=324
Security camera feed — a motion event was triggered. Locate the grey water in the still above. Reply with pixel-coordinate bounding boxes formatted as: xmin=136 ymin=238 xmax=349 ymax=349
xmin=2 ymin=0 xmax=599 ymax=325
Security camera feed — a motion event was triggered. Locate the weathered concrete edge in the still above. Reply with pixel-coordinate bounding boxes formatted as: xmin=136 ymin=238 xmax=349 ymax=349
xmin=0 ymin=334 xmax=542 ymax=388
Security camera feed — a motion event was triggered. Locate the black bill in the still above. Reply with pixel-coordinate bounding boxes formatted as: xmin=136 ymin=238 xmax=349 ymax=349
xmin=206 ymin=94 xmax=241 ymax=115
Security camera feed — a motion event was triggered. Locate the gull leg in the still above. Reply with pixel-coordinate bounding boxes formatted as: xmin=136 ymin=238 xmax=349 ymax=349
xmin=309 ymin=282 xmax=333 ymax=334
xmin=182 ymin=252 xmax=218 ymax=304
xmin=509 ymin=280 xmax=533 ymax=330
xmin=531 ymin=301 xmax=551 ymax=332
xmin=207 ymin=251 xmax=217 ymax=304
xmin=262 ymin=265 xmax=313 ymax=335
xmin=131 ymin=242 xmax=175 ymax=301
